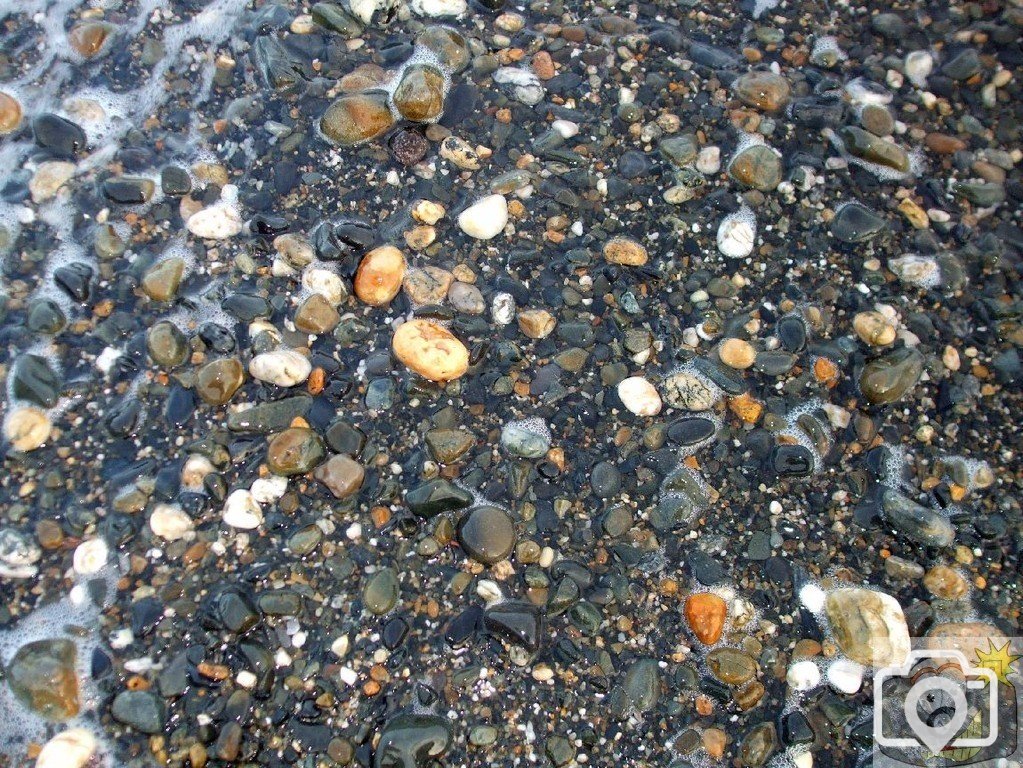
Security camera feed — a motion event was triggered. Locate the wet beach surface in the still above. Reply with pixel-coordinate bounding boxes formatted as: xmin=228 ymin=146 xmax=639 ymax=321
xmin=0 ymin=0 xmax=1021 ymax=766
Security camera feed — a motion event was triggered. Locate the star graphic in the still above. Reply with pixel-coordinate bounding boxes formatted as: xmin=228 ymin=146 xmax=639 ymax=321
xmin=975 ymin=639 xmax=1021 ymax=686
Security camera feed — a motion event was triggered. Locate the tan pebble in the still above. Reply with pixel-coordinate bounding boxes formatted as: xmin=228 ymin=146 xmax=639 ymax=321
xmin=853 ymin=311 xmax=897 ymax=346
xmin=718 ymin=337 xmax=756 ymax=369
xmin=412 ymin=199 xmax=446 ymax=225
xmin=355 ymin=246 xmax=405 ymax=306
xmin=5 ymin=406 xmax=51 ymax=451
xmin=517 ymin=309 xmax=556 ymax=339
xmin=0 ymin=90 xmax=23 ymax=134
xmin=403 ymin=266 xmax=453 ymax=304
xmin=392 ymin=319 xmax=469 ymax=382
xmin=942 ymin=345 xmax=960 ymax=371
xmin=404 ymin=225 xmax=436 ymax=251
xmin=603 ymin=237 xmax=648 ymax=266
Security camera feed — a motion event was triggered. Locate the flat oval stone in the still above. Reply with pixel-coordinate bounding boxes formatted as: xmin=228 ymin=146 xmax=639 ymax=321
xmin=392 ymin=64 xmax=446 ymax=122
xmin=881 ymin=489 xmax=955 ymax=547
xmin=838 ymin=126 xmax=910 ymax=172
xmin=824 ymin=587 xmax=910 ymax=667
xmin=355 ymin=245 xmax=406 ymax=306
xmin=456 ymin=505 xmax=516 ymax=565
xmin=623 ymin=658 xmax=660 ymax=712
xmin=313 ymin=454 xmax=365 ymax=499
xmin=364 ymin=567 xmax=400 ymax=615
xmin=777 ymin=315 xmax=808 ymax=352
xmin=667 ymin=416 xmax=717 ymax=446
xmin=320 ymin=92 xmax=394 ymax=146
xmin=111 ymin=690 xmax=165 ymax=734
xmin=859 ymin=348 xmax=924 ymax=404
xmin=707 ymin=647 xmax=757 ymax=685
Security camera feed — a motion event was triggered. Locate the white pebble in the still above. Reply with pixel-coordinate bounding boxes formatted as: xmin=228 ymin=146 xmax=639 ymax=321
xmin=786 ymin=659 xmax=822 ymax=691
xmin=717 ymin=207 xmax=757 ymax=259
xmin=302 ymin=267 xmax=346 ymax=305
xmin=617 ymin=376 xmax=662 ymax=416
xmin=73 ymin=538 xmax=109 ymax=575
xmin=249 ymin=349 xmax=312 ymax=387
xmin=187 ymin=191 xmax=243 ymax=239
xmin=799 ymin=583 xmax=826 ymax=613
xmin=827 ymin=658 xmax=864 ymax=693
xmin=458 ymin=194 xmax=508 ymax=240
xmin=552 ymin=119 xmax=579 ymax=139
xmin=696 ymin=146 xmax=721 ymax=175
xmin=477 ymin=579 xmax=504 ymax=605
xmin=223 ymin=489 xmax=263 ymax=530
xmin=149 ymin=504 xmax=195 ymax=541
xmin=35 ymin=728 xmax=98 ymax=768
xmin=491 ymin=292 xmax=516 ymax=325
xmin=904 ymin=50 xmax=933 ymax=88
xmin=251 ymin=475 xmax=288 ymax=504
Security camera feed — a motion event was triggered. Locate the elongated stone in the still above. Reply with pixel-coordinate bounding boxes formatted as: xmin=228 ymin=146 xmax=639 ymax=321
xmin=320 ymin=92 xmax=394 ymax=146
xmin=881 ymin=489 xmax=955 ymax=547
xmin=839 ymin=126 xmax=910 ymax=172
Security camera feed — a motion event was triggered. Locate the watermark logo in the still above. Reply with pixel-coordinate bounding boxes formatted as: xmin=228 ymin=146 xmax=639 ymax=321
xmin=873 ymin=637 xmax=1021 ymax=768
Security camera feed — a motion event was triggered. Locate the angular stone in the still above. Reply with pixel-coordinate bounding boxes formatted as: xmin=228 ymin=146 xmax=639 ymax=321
xmin=662 ymin=370 xmax=718 ymax=411
xmin=111 ymin=690 xmax=165 ymax=734
xmin=142 ymin=257 xmax=185 ymax=301
xmin=314 ymin=454 xmax=365 ymax=499
xmin=406 ymin=478 xmax=473 ymax=517
xmin=295 ymin=293 xmax=341 ymax=334
xmin=425 ymin=428 xmax=475 ymax=463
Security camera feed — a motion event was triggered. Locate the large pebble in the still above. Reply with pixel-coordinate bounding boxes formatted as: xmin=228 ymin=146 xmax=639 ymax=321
xmin=249 ymin=350 xmax=312 ymax=387
xmin=150 ymin=504 xmax=195 ymax=540
xmin=458 ymin=195 xmax=507 ymax=240
xmin=617 ymin=376 xmax=662 ymax=416
xmin=35 ymin=729 xmax=98 ymax=768
xmin=355 ymin=245 xmax=406 ymax=306
xmin=223 ymin=489 xmax=263 ymax=529
xmin=320 ymin=92 xmax=394 ymax=145
xmin=392 ymin=319 xmax=469 ymax=382
xmin=824 ymin=587 xmax=910 ymax=667
xmin=314 ymin=454 xmax=365 ymax=499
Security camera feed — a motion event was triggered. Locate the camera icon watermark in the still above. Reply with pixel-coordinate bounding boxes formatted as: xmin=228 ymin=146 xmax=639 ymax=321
xmin=873 ymin=636 xmax=1021 ymax=768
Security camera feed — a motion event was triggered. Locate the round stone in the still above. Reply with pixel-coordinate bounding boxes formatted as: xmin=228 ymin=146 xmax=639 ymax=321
xmin=824 ymin=587 xmax=910 ymax=667
xmin=517 ymin=309 xmax=556 ymax=339
xmin=222 ymin=489 xmax=263 ymax=530
xmin=392 ymin=319 xmax=469 ymax=382
xmin=195 ymin=358 xmax=245 ymax=405
xmin=853 ymin=311 xmax=896 ymax=346
xmin=717 ymin=208 xmax=757 ymax=258
xmin=707 ymin=647 xmax=757 ymax=685
xmin=35 ymin=728 xmax=98 ymax=768
xmin=458 ymin=195 xmax=508 ymax=240
xmin=662 ymin=370 xmax=718 ymax=411
xmin=392 ymin=64 xmax=446 ymax=122
xmin=859 ymin=347 xmax=925 ymax=404
xmin=355 ymin=245 xmax=406 ymax=306
xmin=923 ymin=565 xmax=970 ymax=600
xmin=617 ymin=376 xmax=662 ymax=416
xmin=0 ymin=91 xmax=23 ymax=134
xmin=7 ymin=639 xmax=80 ymax=720
xmin=68 ymin=21 xmax=116 ymax=58
xmin=320 ymin=92 xmax=395 ymax=146
xmin=734 ymin=70 xmax=791 ymax=112
xmin=266 ymin=427 xmax=326 ymax=476
xmin=718 ymin=338 xmax=756 ymax=369
xmin=149 ymin=504 xmax=195 ymax=541
xmin=147 ymin=321 xmax=188 ymax=367
xmin=457 ymin=505 xmax=516 ymax=565
xmin=416 ymin=26 xmax=470 ymax=72
xmin=111 ymin=690 xmax=165 ymax=734
xmin=4 ymin=406 xmax=51 ymax=452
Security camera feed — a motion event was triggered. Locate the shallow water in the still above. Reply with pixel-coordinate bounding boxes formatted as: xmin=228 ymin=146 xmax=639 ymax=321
xmin=0 ymin=0 xmax=1021 ymax=766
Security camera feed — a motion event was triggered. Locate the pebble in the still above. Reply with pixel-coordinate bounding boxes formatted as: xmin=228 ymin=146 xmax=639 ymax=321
xmin=824 ymin=587 xmax=910 ymax=667
xmin=662 ymin=370 xmax=719 ymax=411
xmin=150 ymin=504 xmax=195 ymax=540
xmin=728 ymin=144 xmax=782 ymax=191
xmin=457 ymin=505 xmax=516 ymax=564
xmin=457 ymin=194 xmax=508 ymax=240
xmin=35 ymin=729 xmax=98 ymax=768
xmin=223 ymin=489 xmax=264 ymax=530
xmin=734 ymin=71 xmax=791 ymax=112
xmin=393 ymin=64 xmax=446 ymax=122
xmin=0 ymin=90 xmax=21 ymax=134
xmin=617 ymin=376 xmax=662 ymax=416
xmin=501 ymin=420 xmax=551 ymax=458
xmin=111 ymin=690 xmax=166 ymax=734
xmin=392 ymin=319 xmax=469 ymax=382
xmin=187 ymin=192 xmax=244 ymax=240
xmin=684 ymin=593 xmax=727 ymax=644
xmin=30 ymin=161 xmax=76 ymax=203
xmin=859 ymin=347 xmax=924 ymax=404
xmin=355 ymin=245 xmax=406 ymax=306
xmin=717 ymin=208 xmax=757 ymax=258
xmin=603 ymin=237 xmax=648 ymax=266
xmin=320 ymin=92 xmax=395 ymax=145
xmin=363 ymin=567 xmax=400 ymax=615
xmin=314 ymin=454 xmax=365 ymax=499
xmin=517 ymin=309 xmax=556 ymax=339
xmin=923 ymin=564 xmax=970 ymax=600
xmin=718 ymin=338 xmax=756 ymax=369
xmin=266 ymin=427 xmax=326 ymax=476
xmin=5 ymin=406 xmax=51 ymax=451
xmin=7 ymin=638 xmax=80 ymax=719
xmin=247 ymin=349 xmax=310 ymax=388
